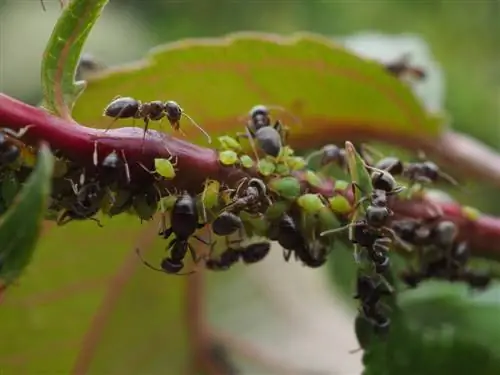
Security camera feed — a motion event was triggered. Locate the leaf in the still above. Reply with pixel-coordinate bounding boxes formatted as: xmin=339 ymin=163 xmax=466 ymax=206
xmin=41 ymin=0 xmax=109 ymax=119
xmin=345 ymin=141 xmax=373 ymax=208
xmin=0 ymin=145 xmax=54 ymax=289
xmin=362 ymin=282 xmax=500 ymax=375
xmin=71 ymin=32 xmax=445 ymax=148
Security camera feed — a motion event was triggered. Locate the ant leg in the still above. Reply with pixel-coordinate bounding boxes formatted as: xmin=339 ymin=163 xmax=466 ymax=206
xmin=93 ymin=141 xmax=99 ymax=166
xmin=90 ymin=217 xmax=104 ymax=228
xmin=2 ymin=125 xmax=33 ymax=139
xmin=192 ymin=234 xmax=211 ymax=246
xmin=283 ymin=249 xmax=293 ymax=262
xmin=160 ymin=227 xmax=173 ymax=239
xmin=120 ymin=150 xmax=131 ymax=183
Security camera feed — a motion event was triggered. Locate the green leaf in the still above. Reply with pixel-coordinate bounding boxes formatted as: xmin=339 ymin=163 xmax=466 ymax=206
xmin=345 ymin=141 xmax=373 ymax=208
xmin=362 ymin=282 xmax=500 ymax=375
xmin=0 ymin=145 xmax=54 ymax=288
xmin=41 ymin=0 xmax=108 ymax=119
xmin=71 ymin=32 xmax=444 ymax=147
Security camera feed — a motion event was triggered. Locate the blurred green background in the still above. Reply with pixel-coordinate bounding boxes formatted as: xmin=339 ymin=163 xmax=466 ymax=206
xmin=0 ymin=0 xmax=499 ymax=374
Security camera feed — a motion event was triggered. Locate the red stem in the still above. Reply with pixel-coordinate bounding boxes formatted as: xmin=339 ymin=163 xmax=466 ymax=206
xmin=1 ymin=93 xmax=500 ymax=261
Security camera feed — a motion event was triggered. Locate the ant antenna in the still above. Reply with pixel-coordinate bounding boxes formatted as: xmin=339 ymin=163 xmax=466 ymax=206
xmin=244 ymin=126 xmax=261 ymax=163
xmin=265 ymin=104 xmax=302 ymax=128
xmin=181 ymin=112 xmax=212 ymax=144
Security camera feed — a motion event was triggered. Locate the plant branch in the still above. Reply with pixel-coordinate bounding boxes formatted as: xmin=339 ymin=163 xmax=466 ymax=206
xmin=1 ymin=93 xmax=500 ymax=261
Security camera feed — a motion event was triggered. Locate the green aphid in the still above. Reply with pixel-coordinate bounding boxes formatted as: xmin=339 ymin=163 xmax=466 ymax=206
xmin=239 ymin=211 xmax=269 ymax=236
xmin=281 ymin=146 xmax=295 ymax=157
xmin=265 ymin=201 xmax=290 ymax=220
xmin=218 ymin=135 xmax=242 ymax=153
xmin=154 ymin=158 xmax=176 ymax=179
xmin=275 ymin=162 xmax=290 ymax=176
xmin=201 ymin=179 xmax=220 ymax=210
xmin=297 ymin=193 xmax=326 ymax=215
xmin=328 ymin=195 xmax=352 ymax=215
xmin=334 ymin=179 xmax=350 ymax=191
xmin=286 ymin=156 xmax=307 ymax=171
xmin=305 ymin=170 xmax=323 ymax=188
xmin=219 ymin=150 xmax=239 ymax=166
xmin=257 ymin=158 xmax=276 ymax=176
xmin=159 ymin=195 xmax=177 ymax=213
xmin=239 ymin=154 xmax=255 ymax=169
xmin=317 ymin=207 xmax=342 ymax=236
xmin=268 ymin=176 xmax=302 ymax=200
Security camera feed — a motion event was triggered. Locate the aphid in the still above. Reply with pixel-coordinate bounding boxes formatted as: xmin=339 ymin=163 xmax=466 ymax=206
xmin=137 ymin=193 xmax=208 ymax=274
xmin=268 ymin=176 xmax=302 ymax=201
xmin=296 ymin=193 xmax=327 ymax=215
xmin=304 ymin=170 xmax=323 ymax=189
xmin=239 ymin=154 xmax=254 ymax=169
xmin=154 ymin=157 xmax=177 ymax=179
xmin=218 ymin=150 xmax=239 ymax=167
xmin=218 ymin=136 xmax=242 ymax=153
xmin=257 ymin=158 xmax=276 ymax=176
xmin=286 ymin=156 xmax=307 ymax=171
xmin=212 ymin=211 xmax=243 ymax=236
xmin=328 ymin=195 xmax=352 ymax=215
xmin=200 ymin=180 xmax=221 ymax=213
xmin=138 ymin=155 xmax=178 ymax=180
xmin=274 ymin=162 xmax=290 ymax=176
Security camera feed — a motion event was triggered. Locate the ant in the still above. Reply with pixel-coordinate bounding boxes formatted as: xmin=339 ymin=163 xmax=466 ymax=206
xmin=211 ymin=211 xmax=243 ymax=237
xmin=103 ymin=97 xmax=211 ymax=144
xmin=205 ymin=238 xmax=271 ymax=271
xmin=375 ymin=153 xmax=457 ymax=187
xmin=57 ymin=181 xmax=105 ymax=227
xmin=224 ymin=178 xmax=271 ymax=215
xmin=274 ymin=214 xmax=328 ymax=268
xmin=136 ymin=192 xmax=208 ymax=275
xmin=354 ymin=275 xmax=393 ymax=335
xmin=236 ymin=105 xmax=290 ymax=158
xmin=384 ymin=54 xmax=426 ymax=81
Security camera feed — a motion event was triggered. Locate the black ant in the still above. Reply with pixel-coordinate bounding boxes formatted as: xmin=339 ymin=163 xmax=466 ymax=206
xmin=305 ymin=144 xmax=347 ymax=170
xmin=205 ymin=239 xmax=271 ymax=271
xmin=375 ymin=154 xmax=457 ymax=186
xmin=236 ymin=105 xmax=290 ymax=158
xmin=211 ymin=211 xmax=243 ymax=236
xmin=136 ymin=192 xmax=208 ymax=275
xmin=354 ymin=275 xmax=392 ymax=335
xmin=275 ymin=214 xmax=328 ymax=268
xmin=57 ymin=181 xmax=104 ymax=227
xmin=75 ymin=53 xmax=103 ymax=81
xmin=384 ymin=54 xmax=427 ymax=81
xmin=103 ymin=97 xmax=211 ymax=144
xmin=224 ymin=178 xmax=270 ymax=215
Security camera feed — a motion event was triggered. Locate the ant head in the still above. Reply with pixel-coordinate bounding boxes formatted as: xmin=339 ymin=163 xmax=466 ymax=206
xmin=249 ymin=104 xmax=269 ymax=118
xmin=370 ymin=170 xmax=401 ymax=193
xmin=161 ymin=257 xmax=183 ymax=274
xmin=421 ymin=161 xmax=439 ymax=180
xmin=433 ymin=220 xmax=458 ymax=247
xmin=164 ymin=101 xmax=183 ymax=121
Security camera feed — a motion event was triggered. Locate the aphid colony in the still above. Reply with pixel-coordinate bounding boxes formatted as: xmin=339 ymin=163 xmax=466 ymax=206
xmin=0 ymin=100 xmax=493 ymax=340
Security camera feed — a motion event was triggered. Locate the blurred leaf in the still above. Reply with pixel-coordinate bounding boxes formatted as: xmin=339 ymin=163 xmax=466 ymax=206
xmin=72 ymin=32 xmax=444 ymax=149
xmin=0 ymin=145 xmax=54 ymax=289
xmin=362 ymin=282 xmax=500 ymax=375
xmin=41 ymin=0 xmax=108 ymax=119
